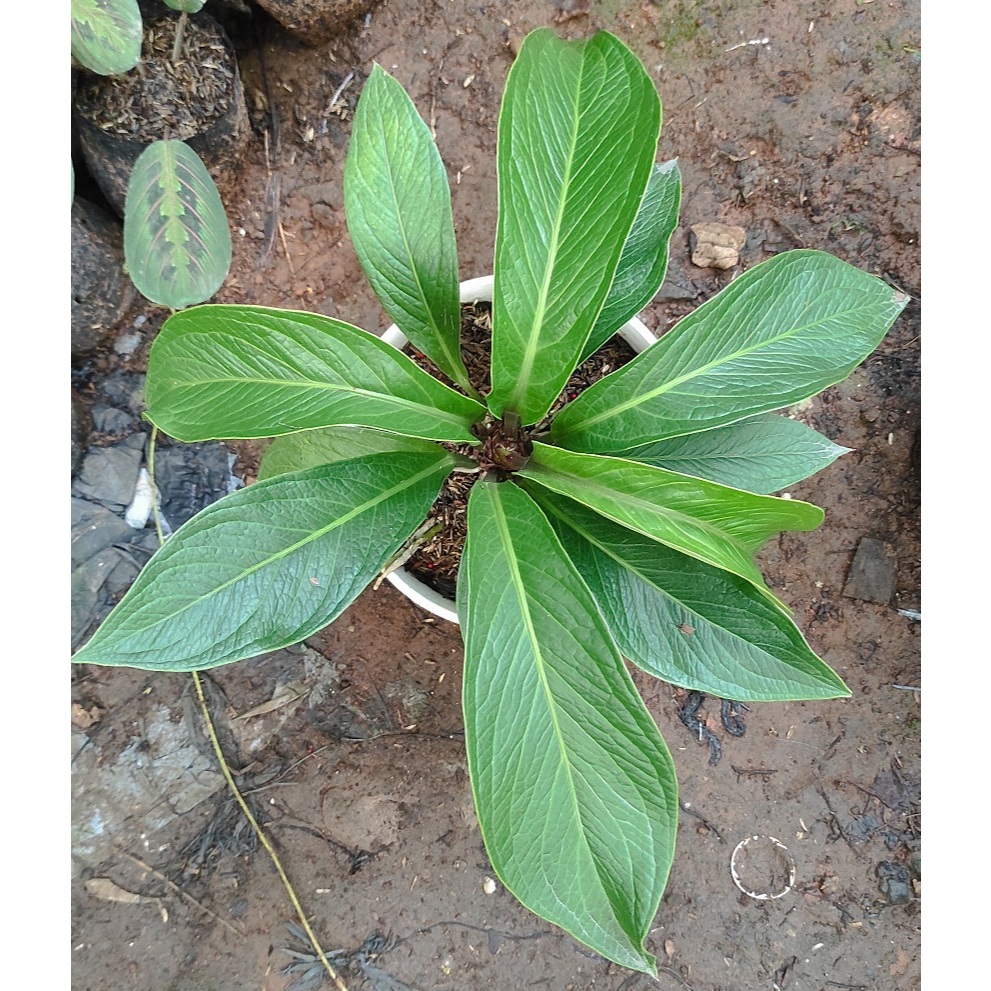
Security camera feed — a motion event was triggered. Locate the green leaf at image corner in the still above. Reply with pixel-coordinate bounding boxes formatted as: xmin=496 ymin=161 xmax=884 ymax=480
xmin=71 ymin=0 xmax=143 ymax=76
xmin=579 ymin=159 xmax=681 ymax=363
xmin=488 ymin=28 xmax=662 ymax=425
xmin=124 ymin=140 xmax=232 ymax=310
xmin=551 ymin=249 xmax=909 ymax=452
xmin=72 ymin=450 xmax=457 ymax=672
xmin=459 ymin=479 xmax=677 ymax=974
xmin=520 ymin=442 xmax=822 ymax=605
xmin=144 ymin=304 xmax=486 ymax=444
xmin=345 ymin=66 xmax=474 ymax=394
xmin=616 ymin=413 xmax=851 ymax=494
xmin=535 ymin=489 xmax=849 ymax=701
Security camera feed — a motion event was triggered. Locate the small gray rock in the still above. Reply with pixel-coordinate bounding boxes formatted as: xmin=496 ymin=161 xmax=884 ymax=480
xmin=89 ymin=403 xmax=138 ymax=435
xmin=97 ymin=370 xmax=146 ymax=416
xmin=843 ymin=537 xmax=898 ymax=604
xmin=875 ymin=860 xmax=912 ymax=905
xmin=72 ymin=443 xmax=143 ymax=509
xmin=71 ymin=499 xmax=135 ymax=566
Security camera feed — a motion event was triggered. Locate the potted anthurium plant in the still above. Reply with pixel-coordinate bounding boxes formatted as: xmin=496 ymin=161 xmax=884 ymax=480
xmin=72 ymin=28 xmax=907 ymax=974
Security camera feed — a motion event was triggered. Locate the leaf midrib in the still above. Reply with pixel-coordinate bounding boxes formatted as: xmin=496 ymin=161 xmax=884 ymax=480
xmin=373 ymin=107 xmax=467 ymax=389
xmin=161 ymin=374 xmax=473 ymax=430
xmin=504 ymin=55 xmax=584 ymax=415
xmin=489 ymin=486 xmax=593 ymax=872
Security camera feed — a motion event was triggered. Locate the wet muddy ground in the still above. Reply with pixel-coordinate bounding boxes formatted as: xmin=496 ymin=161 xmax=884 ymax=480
xmin=71 ymin=2 xmax=920 ymax=989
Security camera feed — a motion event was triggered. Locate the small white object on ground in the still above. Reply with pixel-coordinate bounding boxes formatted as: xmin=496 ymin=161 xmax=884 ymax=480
xmin=124 ymin=468 xmax=155 ymax=528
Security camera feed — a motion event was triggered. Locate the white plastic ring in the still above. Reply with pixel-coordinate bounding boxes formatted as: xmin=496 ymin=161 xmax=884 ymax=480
xmin=730 ymin=835 xmax=797 ymax=901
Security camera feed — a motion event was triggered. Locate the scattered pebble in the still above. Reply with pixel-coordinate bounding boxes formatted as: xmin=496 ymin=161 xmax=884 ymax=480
xmin=689 ymin=223 xmax=747 ymax=269
xmin=843 ymin=537 xmax=898 ymax=604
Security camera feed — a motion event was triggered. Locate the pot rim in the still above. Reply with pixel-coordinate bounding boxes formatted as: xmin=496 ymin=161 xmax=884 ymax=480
xmin=381 ymin=275 xmax=657 ymax=625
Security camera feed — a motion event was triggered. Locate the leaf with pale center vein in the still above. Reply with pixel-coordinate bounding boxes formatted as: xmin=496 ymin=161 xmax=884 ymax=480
xmin=145 ymin=304 xmax=485 ymax=444
xmin=533 ymin=489 xmax=849 ymax=701
xmin=345 ymin=66 xmax=473 ymax=393
xmin=551 ymin=249 xmax=909 ymax=452
xmin=124 ymin=140 xmax=232 ymax=310
xmin=488 ymin=29 xmax=661 ymax=424
xmin=72 ymin=451 xmax=456 ymax=671
xmin=615 ymin=413 xmax=850 ymax=493
xmin=459 ymin=479 xmax=676 ymax=974
xmin=520 ymin=442 xmax=823 ymax=607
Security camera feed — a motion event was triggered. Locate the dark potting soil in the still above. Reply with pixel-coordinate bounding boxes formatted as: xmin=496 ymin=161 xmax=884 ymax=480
xmin=405 ymin=302 xmax=639 ymax=599
xmin=74 ymin=14 xmax=238 ymax=140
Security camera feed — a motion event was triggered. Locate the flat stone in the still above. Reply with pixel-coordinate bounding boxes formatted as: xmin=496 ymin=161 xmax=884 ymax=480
xmin=89 ymin=403 xmax=138 ymax=435
xmin=71 ymin=705 xmax=225 ymax=869
xmin=72 ymin=443 xmax=142 ymax=508
xmin=690 ymin=222 xmax=747 ymax=270
xmin=843 ymin=537 xmax=898 ymax=604
xmin=71 ymin=498 xmax=135 ymax=565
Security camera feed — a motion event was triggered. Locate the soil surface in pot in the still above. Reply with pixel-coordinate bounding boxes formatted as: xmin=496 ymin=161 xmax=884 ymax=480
xmin=71 ymin=3 xmax=921 ymax=990
xmin=75 ymin=14 xmax=239 ymax=139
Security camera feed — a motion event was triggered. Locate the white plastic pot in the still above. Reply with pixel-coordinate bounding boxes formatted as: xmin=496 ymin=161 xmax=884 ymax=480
xmin=380 ymin=275 xmax=657 ymax=625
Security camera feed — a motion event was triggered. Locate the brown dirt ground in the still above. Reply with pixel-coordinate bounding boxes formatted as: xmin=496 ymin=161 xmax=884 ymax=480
xmin=71 ymin=2 xmax=921 ymax=989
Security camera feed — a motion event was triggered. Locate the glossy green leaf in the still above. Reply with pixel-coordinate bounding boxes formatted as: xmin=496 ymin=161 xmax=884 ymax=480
xmin=520 ymin=442 xmax=823 ymax=604
xmin=579 ymin=160 xmax=681 ymax=362
xmin=259 ymin=426 xmax=444 ymax=480
xmin=145 ymin=304 xmax=486 ymax=443
xmin=345 ymin=66 xmax=473 ymax=394
xmin=459 ymin=480 xmax=677 ymax=974
xmin=71 ymin=0 xmax=142 ymax=76
xmin=72 ymin=451 xmax=455 ymax=671
xmin=616 ymin=414 xmax=850 ymax=494
xmin=535 ymin=490 xmax=849 ymax=701
xmin=488 ymin=29 xmax=661 ymax=425
xmin=124 ymin=140 xmax=232 ymax=310
xmin=163 ymin=0 xmax=206 ymax=11
xmin=551 ymin=249 xmax=909 ymax=452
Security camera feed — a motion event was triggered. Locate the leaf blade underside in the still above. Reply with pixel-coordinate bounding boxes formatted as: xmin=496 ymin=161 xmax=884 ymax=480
xmin=551 ymin=249 xmax=909 ymax=452
xmin=144 ymin=304 xmax=485 ymax=444
xmin=459 ymin=479 xmax=677 ymax=974
xmin=72 ymin=451 xmax=456 ymax=671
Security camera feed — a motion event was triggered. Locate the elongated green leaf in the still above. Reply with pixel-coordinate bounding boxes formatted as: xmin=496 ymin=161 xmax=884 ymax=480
xmin=71 ymin=0 xmax=142 ymax=76
xmin=617 ymin=414 xmax=850 ymax=494
xmin=164 ymin=0 xmax=206 ymax=11
xmin=488 ymin=29 xmax=662 ymax=425
xmin=579 ymin=160 xmax=681 ymax=362
xmin=551 ymin=249 xmax=909 ymax=452
xmin=259 ymin=426 xmax=444 ymax=480
xmin=535 ymin=490 xmax=849 ymax=701
xmin=145 ymin=304 xmax=486 ymax=444
xmin=344 ymin=66 xmax=472 ymax=394
xmin=519 ymin=442 xmax=822 ymax=604
xmin=124 ymin=140 xmax=232 ymax=310
xmin=72 ymin=451 xmax=455 ymax=671
xmin=459 ymin=480 xmax=677 ymax=974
